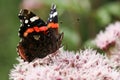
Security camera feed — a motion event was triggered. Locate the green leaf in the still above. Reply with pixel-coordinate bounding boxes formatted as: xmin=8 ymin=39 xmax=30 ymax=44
xmin=95 ymin=8 xmax=111 ymax=26
xmin=105 ymin=2 xmax=120 ymax=17
xmin=61 ymin=27 xmax=80 ymax=51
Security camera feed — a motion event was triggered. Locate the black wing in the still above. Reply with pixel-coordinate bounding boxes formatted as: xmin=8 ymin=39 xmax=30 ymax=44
xmin=47 ymin=4 xmax=58 ymax=24
xmin=18 ymin=9 xmax=46 ymax=38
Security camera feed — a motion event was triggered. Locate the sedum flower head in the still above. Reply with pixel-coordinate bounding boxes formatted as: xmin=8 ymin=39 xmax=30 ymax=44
xmin=9 ymin=48 xmax=120 ymax=80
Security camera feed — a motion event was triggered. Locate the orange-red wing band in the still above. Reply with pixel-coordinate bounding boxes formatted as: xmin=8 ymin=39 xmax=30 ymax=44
xmin=23 ymin=23 xmax=59 ymax=37
xmin=24 ymin=28 xmax=34 ymax=37
xmin=47 ymin=22 xmax=59 ymax=28
xmin=39 ymin=26 xmax=48 ymax=31
xmin=23 ymin=26 xmax=48 ymax=37
xmin=33 ymin=26 xmax=40 ymax=32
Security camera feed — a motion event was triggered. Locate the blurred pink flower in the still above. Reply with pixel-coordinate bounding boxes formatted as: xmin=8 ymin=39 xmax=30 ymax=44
xmin=21 ymin=0 xmax=43 ymax=10
xmin=9 ymin=48 xmax=120 ymax=80
xmin=106 ymin=22 xmax=120 ymax=37
xmin=95 ymin=22 xmax=120 ymax=50
xmin=108 ymin=39 xmax=120 ymax=68
xmin=95 ymin=21 xmax=120 ymax=68
xmin=95 ymin=30 xmax=116 ymax=50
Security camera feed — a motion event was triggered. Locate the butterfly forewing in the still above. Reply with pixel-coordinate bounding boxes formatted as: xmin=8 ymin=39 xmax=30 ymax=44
xmin=47 ymin=4 xmax=58 ymax=24
xmin=18 ymin=9 xmax=46 ymax=38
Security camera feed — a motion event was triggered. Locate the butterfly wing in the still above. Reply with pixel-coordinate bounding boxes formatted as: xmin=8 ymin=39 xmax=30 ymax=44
xmin=18 ymin=9 xmax=46 ymax=38
xmin=47 ymin=4 xmax=63 ymax=52
xmin=18 ymin=9 xmax=47 ymax=62
xmin=47 ymin=4 xmax=59 ymax=29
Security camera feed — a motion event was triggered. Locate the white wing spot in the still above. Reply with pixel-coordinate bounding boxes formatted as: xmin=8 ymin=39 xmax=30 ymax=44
xmin=50 ymin=14 xmax=52 ymax=18
xmin=28 ymin=24 xmax=30 ymax=27
xmin=18 ymin=13 xmax=20 ymax=16
xmin=19 ymin=9 xmax=22 ymax=14
xmin=53 ymin=12 xmax=57 ymax=17
xmin=20 ymin=20 xmax=22 ymax=22
xmin=30 ymin=16 xmax=39 ymax=22
xmin=53 ymin=5 xmax=56 ymax=9
xmin=49 ymin=12 xmax=57 ymax=18
xmin=24 ymin=17 xmax=26 ymax=19
xmin=25 ymin=20 xmax=28 ymax=24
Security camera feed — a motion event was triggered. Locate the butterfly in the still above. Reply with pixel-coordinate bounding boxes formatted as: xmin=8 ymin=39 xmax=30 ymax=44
xmin=17 ymin=4 xmax=63 ymax=62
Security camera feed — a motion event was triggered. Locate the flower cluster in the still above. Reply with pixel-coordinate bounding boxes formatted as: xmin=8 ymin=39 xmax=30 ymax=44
xmin=9 ymin=48 xmax=120 ymax=80
xmin=95 ymin=22 xmax=120 ymax=50
xmin=95 ymin=21 xmax=120 ymax=68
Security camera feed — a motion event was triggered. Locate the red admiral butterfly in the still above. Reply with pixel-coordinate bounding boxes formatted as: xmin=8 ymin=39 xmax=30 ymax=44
xmin=17 ymin=4 xmax=63 ymax=62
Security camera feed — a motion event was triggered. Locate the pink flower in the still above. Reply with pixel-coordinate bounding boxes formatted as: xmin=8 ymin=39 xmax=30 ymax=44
xmin=95 ymin=22 xmax=120 ymax=50
xmin=9 ymin=48 xmax=120 ymax=80
xmin=95 ymin=30 xmax=116 ymax=50
xmin=106 ymin=22 xmax=120 ymax=37
xmin=20 ymin=0 xmax=43 ymax=10
xmin=95 ymin=21 xmax=120 ymax=68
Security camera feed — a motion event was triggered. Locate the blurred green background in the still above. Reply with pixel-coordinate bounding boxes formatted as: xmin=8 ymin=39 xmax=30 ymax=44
xmin=0 ymin=0 xmax=120 ymax=79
